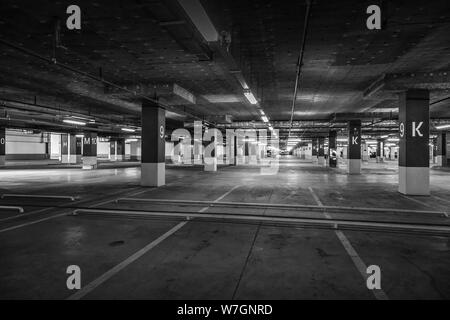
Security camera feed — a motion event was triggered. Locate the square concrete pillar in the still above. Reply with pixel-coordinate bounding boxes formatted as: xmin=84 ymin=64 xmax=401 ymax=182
xmin=317 ymin=137 xmax=325 ymax=165
xmin=141 ymin=101 xmax=165 ymax=187
xmin=312 ymin=138 xmax=318 ymax=163
xmin=329 ymin=131 xmax=337 ymax=168
xmin=110 ymin=140 xmax=117 ymax=161
xmin=0 ymin=127 xmax=5 ymax=165
xmin=116 ymin=138 xmax=125 ymax=161
xmin=376 ymin=139 xmax=385 ymax=163
xmin=82 ymin=132 xmax=98 ymax=170
xmin=398 ymin=89 xmax=430 ymax=195
xmin=436 ymin=132 xmax=447 ymax=166
xmin=75 ymin=137 xmax=82 ymax=164
xmin=61 ymin=134 xmax=78 ymax=164
xmin=348 ymin=120 xmax=361 ymax=174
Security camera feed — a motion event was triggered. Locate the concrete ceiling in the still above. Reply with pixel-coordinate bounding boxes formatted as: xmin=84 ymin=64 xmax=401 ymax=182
xmin=0 ymin=0 xmax=449 ymax=138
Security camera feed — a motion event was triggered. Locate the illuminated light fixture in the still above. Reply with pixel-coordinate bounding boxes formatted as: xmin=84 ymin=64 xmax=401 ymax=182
xmin=261 ymin=116 xmax=269 ymax=123
xmin=259 ymin=110 xmax=266 ymax=116
xmin=380 ymin=135 xmax=389 ymax=139
xmin=436 ymin=124 xmax=450 ymax=130
xmin=75 ymin=134 xmax=84 ymax=138
xmin=244 ymin=90 xmax=258 ymax=105
xmin=63 ymin=119 xmax=86 ymax=126
xmin=125 ymin=138 xmax=138 ymax=143
xmin=121 ymin=128 xmax=135 ymax=133
xmin=337 ymin=138 xmax=348 ymax=142
xmin=268 ymin=126 xmax=274 ymax=131
xmin=387 ymin=138 xmax=399 ymax=142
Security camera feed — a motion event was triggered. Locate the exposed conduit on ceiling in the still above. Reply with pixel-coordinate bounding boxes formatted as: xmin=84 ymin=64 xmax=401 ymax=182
xmin=0 ymin=38 xmax=211 ymax=126
xmin=286 ymin=0 xmax=313 ymax=145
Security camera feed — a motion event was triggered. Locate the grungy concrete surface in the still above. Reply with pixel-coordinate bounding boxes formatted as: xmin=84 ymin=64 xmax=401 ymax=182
xmin=0 ymin=156 xmax=449 ymax=299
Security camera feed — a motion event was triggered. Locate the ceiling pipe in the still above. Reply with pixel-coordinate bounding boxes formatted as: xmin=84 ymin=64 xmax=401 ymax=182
xmin=0 ymin=38 xmax=209 ymax=125
xmin=286 ymin=0 xmax=313 ymax=144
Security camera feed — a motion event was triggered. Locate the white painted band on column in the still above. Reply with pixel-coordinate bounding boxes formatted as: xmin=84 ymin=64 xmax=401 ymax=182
xmin=318 ymin=156 xmax=325 ymax=165
xmin=61 ymin=155 xmax=69 ymax=163
xmin=82 ymin=156 xmax=98 ymax=170
xmin=204 ymin=157 xmax=217 ymax=171
xmin=141 ymin=162 xmax=165 ymax=187
xmin=69 ymin=155 xmax=77 ymax=164
xmin=398 ymin=166 xmax=430 ymax=195
xmin=348 ymin=159 xmax=361 ymax=174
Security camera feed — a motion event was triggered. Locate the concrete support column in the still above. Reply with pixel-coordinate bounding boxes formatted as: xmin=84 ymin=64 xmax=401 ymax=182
xmin=328 ymin=131 xmax=337 ymax=168
xmin=376 ymin=139 xmax=384 ymax=163
xmin=390 ymin=146 xmax=396 ymax=160
xmin=141 ymin=101 xmax=165 ymax=187
xmin=348 ymin=120 xmax=361 ymax=174
xmin=398 ymin=89 xmax=430 ymax=195
xmin=82 ymin=132 xmax=98 ymax=170
xmin=110 ymin=140 xmax=117 ymax=161
xmin=312 ymin=138 xmax=318 ymax=163
xmin=436 ymin=132 xmax=447 ymax=166
xmin=361 ymin=142 xmax=369 ymax=161
xmin=116 ymin=138 xmax=125 ymax=161
xmin=317 ymin=138 xmax=325 ymax=165
xmin=0 ymin=127 xmax=5 ymax=165
xmin=61 ymin=134 xmax=77 ymax=164
xmin=75 ymin=137 xmax=82 ymax=164
xmin=130 ymin=140 xmax=140 ymax=161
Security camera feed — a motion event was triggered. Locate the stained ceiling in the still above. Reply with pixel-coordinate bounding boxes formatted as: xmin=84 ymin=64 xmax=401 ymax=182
xmin=0 ymin=0 xmax=449 ymax=140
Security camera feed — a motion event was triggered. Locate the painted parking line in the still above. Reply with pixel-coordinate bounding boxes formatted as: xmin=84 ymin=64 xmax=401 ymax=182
xmin=432 ymin=195 xmax=450 ymax=206
xmin=308 ymin=187 xmax=389 ymax=300
xmin=68 ymin=185 xmax=241 ymax=300
xmin=402 ymin=195 xmax=449 ymax=218
xmin=0 ymin=187 xmax=142 ymax=233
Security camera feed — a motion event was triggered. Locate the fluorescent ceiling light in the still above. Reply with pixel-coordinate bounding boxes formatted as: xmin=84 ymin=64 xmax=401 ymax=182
xmin=121 ymin=128 xmax=135 ymax=133
xmin=75 ymin=134 xmax=84 ymax=138
xmin=63 ymin=119 xmax=86 ymax=126
xmin=337 ymin=138 xmax=347 ymax=142
xmin=244 ymin=91 xmax=258 ymax=105
xmin=436 ymin=124 xmax=450 ymax=130
xmin=387 ymin=138 xmax=399 ymax=142
xmin=261 ymin=116 xmax=269 ymax=123
xmin=126 ymin=139 xmax=138 ymax=143
xmin=203 ymin=94 xmax=241 ymax=103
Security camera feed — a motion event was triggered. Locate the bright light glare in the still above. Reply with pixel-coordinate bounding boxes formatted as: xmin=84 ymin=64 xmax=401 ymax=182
xmin=436 ymin=124 xmax=450 ymax=130
xmin=63 ymin=119 xmax=86 ymax=126
xmin=121 ymin=128 xmax=135 ymax=133
xmin=244 ymin=91 xmax=258 ymax=104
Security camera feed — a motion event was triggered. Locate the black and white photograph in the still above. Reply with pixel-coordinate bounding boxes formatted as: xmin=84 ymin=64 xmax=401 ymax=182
xmin=0 ymin=0 xmax=450 ymax=307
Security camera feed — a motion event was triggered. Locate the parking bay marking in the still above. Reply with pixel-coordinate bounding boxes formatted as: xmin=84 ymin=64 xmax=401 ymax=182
xmin=68 ymin=185 xmax=241 ymax=300
xmin=308 ymin=187 xmax=389 ymax=300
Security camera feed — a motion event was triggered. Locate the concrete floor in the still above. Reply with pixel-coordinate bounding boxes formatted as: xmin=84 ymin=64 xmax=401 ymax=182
xmin=0 ymin=156 xmax=449 ymax=299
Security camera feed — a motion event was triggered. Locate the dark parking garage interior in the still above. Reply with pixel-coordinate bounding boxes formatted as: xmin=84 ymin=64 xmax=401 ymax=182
xmin=0 ymin=0 xmax=450 ymax=303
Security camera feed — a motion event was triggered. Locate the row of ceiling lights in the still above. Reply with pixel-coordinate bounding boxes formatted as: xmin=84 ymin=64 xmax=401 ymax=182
xmin=62 ymin=115 xmax=137 ymax=133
